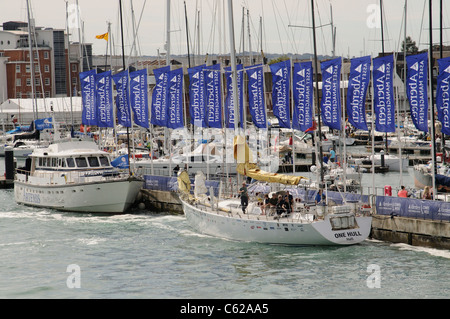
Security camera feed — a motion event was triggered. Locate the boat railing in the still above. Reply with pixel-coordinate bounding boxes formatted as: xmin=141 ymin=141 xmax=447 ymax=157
xmin=15 ymin=167 xmax=129 ymax=185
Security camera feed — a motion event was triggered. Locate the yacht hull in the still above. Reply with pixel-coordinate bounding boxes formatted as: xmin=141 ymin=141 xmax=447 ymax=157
xmin=181 ymin=199 xmax=372 ymax=246
xmin=15 ymin=177 xmax=143 ymax=213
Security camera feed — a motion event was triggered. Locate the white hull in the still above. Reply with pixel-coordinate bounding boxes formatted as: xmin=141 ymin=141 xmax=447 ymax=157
xmin=15 ymin=177 xmax=143 ymax=213
xmin=354 ymin=155 xmax=409 ymax=172
xmin=181 ymin=199 xmax=372 ymax=246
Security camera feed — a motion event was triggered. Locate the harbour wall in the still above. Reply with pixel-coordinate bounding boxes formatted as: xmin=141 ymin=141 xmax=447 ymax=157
xmin=139 ymin=175 xmax=219 ymax=214
xmin=370 ymin=215 xmax=450 ymax=249
xmin=371 ymin=196 xmax=450 ymax=249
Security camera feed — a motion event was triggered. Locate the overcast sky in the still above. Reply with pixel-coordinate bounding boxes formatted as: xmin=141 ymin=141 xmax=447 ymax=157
xmin=0 ymin=0 xmax=448 ymax=59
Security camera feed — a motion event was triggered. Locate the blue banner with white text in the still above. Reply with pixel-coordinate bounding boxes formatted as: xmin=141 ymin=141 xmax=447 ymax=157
xmin=151 ymin=66 xmax=170 ymax=127
xmin=320 ymin=58 xmax=342 ymax=130
xmin=130 ymin=69 xmax=149 ymax=129
xmin=373 ymin=55 xmax=396 ymax=132
xmin=436 ymin=57 xmax=450 ymax=135
xmin=80 ymin=69 xmax=97 ymax=126
xmin=95 ymin=71 xmax=114 ymax=128
xmin=406 ymin=52 xmax=429 ymax=133
xmin=205 ymin=64 xmax=222 ymax=128
xmin=346 ymin=56 xmax=370 ymax=131
xmin=376 ymin=196 xmax=450 ymax=221
xmin=224 ymin=64 xmax=244 ymax=129
xmin=292 ymin=61 xmax=313 ymax=132
xmin=112 ymin=70 xmax=132 ymax=128
xmin=167 ymin=68 xmax=184 ymax=129
xmin=246 ymin=65 xmax=267 ymax=129
xmin=270 ymin=60 xmax=291 ymax=129
xmin=188 ymin=64 xmax=207 ymax=127
xmin=34 ymin=117 xmax=53 ymax=130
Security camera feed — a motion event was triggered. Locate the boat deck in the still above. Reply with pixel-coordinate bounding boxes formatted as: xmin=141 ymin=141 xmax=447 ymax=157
xmin=191 ymin=197 xmax=324 ymax=224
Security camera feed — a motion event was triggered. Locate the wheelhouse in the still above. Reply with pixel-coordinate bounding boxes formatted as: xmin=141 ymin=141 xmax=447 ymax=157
xmin=33 ymin=154 xmax=112 ymax=171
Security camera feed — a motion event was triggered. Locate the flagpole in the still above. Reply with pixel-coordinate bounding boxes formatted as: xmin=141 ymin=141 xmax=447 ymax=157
xmin=429 ymin=0 xmax=437 ymax=200
xmin=227 ymin=0 xmax=241 ymax=189
xmin=341 ymin=57 xmax=347 ymax=194
xmin=65 ymin=0 xmax=74 ymax=132
xmin=394 ymin=52 xmax=403 ymax=186
xmin=311 ymin=0 xmax=325 ymax=188
xmin=290 ymin=57 xmax=295 ymax=174
xmin=370 ymin=57 xmax=376 ymax=195
xmin=118 ymin=0 xmax=132 ymax=176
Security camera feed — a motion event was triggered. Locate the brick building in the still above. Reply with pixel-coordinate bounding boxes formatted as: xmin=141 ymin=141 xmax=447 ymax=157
xmin=0 ymin=21 xmax=92 ymax=104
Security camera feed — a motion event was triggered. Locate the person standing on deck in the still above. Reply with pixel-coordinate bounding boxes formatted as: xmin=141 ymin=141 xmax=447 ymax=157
xmin=239 ymin=182 xmax=249 ymax=214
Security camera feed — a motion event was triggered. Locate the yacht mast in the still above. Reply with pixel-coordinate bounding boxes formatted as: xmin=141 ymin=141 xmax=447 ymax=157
xmin=26 ymin=0 xmax=37 ymax=121
xmin=311 ymin=0 xmax=325 ymax=187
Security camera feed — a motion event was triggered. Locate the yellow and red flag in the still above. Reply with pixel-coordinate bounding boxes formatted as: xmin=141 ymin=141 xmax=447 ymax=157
xmin=95 ymin=32 xmax=109 ymax=41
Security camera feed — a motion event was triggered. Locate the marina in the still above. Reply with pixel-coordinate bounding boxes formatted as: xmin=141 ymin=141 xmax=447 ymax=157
xmin=0 ymin=0 xmax=449 ymax=302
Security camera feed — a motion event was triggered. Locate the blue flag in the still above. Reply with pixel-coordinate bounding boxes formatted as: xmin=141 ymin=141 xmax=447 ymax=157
xmin=112 ymin=70 xmax=132 ymax=128
xmin=436 ymin=57 xmax=450 ymax=135
xmin=167 ymin=68 xmax=184 ymax=129
xmin=188 ymin=64 xmax=207 ymax=127
xmin=34 ymin=117 xmax=52 ymax=130
xmin=292 ymin=61 xmax=313 ymax=132
xmin=130 ymin=69 xmax=149 ymax=129
xmin=111 ymin=154 xmax=129 ymax=169
xmin=320 ymin=58 xmax=342 ymax=130
xmin=373 ymin=55 xmax=396 ymax=133
xmin=224 ymin=64 xmax=244 ymax=129
xmin=246 ymin=65 xmax=267 ymax=129
xmin=346 ymin=56 xmax=371 ymax=131
xmin=270 ymin=60 xmax=291 ymax=129
xmin=205 ymin=64 xmax=222 ymax=128
xmin=95 ymin=71 xmax=114 ymax=128
xmin=80 ymin=69 xmax=97 ymax=126
xmin=406 ymin=52 xmax=429 ymax=133
xmin=151 ymin=66 xmax=170 ymax=127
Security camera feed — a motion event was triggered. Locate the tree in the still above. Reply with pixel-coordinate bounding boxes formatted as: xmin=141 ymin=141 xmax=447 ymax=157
xmin=268 ymin=55 xmax=289 ymax=65
xmin=401 ymin=36 xmax=419 ymax=54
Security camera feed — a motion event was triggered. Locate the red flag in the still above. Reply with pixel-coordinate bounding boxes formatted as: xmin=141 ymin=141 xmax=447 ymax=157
xmin=305 ymin=120 xmax=317 ymax=133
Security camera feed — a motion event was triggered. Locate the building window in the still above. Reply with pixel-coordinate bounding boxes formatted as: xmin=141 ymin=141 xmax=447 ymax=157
xmin=16 ymin=65 xmax=20 ymax=73
xmin=44 ymin=51 xmax=49 ymax=59
xmin=26 ymin=78 xmax=31 ymax=86
xmin=44 ymin=65 xmax=50 ymax=72
xmin=72 ymin=64 xmax=77 ymax=72
xmin=45 ymin=78 xmax=50 ymax=86
xmin=45 ymin=91 xmax=51 ymax=98
xmin=16 ymin=79 xmax=21 ymax=86
xmin=35 ymin=78 xmax=40 ymax=86
xmin=72 ymin=77 xmax=77 ymax=85
xmin=35 ymin=65 xmax=39 ymax=73
xmin=26 ymin=65 xmax=30 ymax=73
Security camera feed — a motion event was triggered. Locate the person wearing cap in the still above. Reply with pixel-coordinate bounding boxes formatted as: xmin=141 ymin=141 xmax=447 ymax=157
xmin=239 ymin=182 xmax=249 ymax=213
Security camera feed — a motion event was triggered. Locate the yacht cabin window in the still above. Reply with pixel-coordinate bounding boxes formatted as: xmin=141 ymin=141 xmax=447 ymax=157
xmin=75 ymin=157 xmax=88 ymax=168
xmin=99 ymin=156 xmax=110 ymax=167
xmin=66 ymin=158 xmax=75 ymax=168
xmin=88 ymin=156 xmax=100 ymax=167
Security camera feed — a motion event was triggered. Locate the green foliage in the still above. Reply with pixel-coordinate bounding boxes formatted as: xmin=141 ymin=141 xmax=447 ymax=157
xmin=268 ymin=55 xmax=290 ymax=65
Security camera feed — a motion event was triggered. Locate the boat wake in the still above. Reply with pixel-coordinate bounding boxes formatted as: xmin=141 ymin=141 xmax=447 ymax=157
xmin=390 ymin=243 xmax=450 ymax=259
